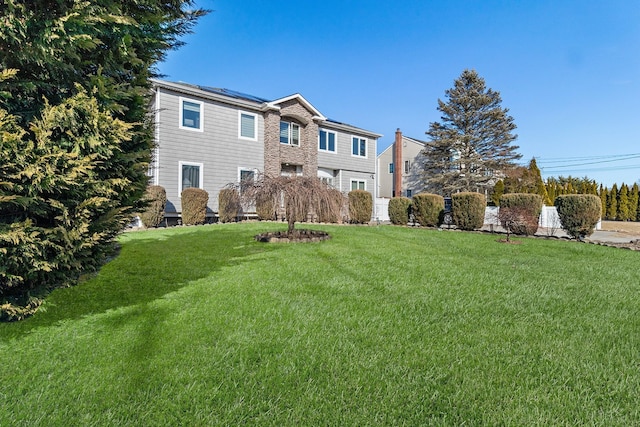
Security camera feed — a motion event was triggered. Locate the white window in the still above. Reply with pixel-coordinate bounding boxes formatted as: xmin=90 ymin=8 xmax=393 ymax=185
xmin=404 ymin=160 xmax=410 ymax=174
xmin=350 ymin=179 xmax=366 ymax=191
xmin=320 ymin=177 xmax=334 ymax=186
xmin=179 ymin=97 xmax=203 ymax=131
xmin=238 ymin=168 xmax=256 ymax=193
xmin=318 ymin=129 xmax=336 ymax=152
xmin=318 ymin=168 xmax=335 ymax=187
xmin=238 ymin=111 xmax=257 ymax=140
xmin=280 ymin=121 xmax=300 ymax=146
xmin=179 ymin=161 xmax=204 ymax=195
xmin=352 ymin=137 xmax=367 ymax=158
xmin=388 ymin=163 xmax=394 ymax=173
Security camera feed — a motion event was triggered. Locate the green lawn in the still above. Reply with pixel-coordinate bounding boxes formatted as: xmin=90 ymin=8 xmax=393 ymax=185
xmin=1 ymin=223 xmax=639 ymax=425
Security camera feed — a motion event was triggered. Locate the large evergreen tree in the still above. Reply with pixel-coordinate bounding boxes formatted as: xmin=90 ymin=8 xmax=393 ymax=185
xmin=0 ymin=1 xmax=206 ymax=315
xmin=421 ymin=69 xmax=521 ymax=195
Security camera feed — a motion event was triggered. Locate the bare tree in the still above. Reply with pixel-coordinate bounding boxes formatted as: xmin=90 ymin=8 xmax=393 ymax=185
xmin=498 ymin=206 xmax=533 ymax=242
xmin=237 ymin=175 xmax=345 ymax=235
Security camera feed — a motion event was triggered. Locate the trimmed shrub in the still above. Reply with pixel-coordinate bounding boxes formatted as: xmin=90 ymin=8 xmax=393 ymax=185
xmin=349 ymin=190 xmax=372 ymax=224
xmin=555 ymin=194 xmax=602 ymax=240
xmin=499 ymin=193 xmax=542 ymax=235
xmin=452 ymin=192 xmax=486 ymax=231
xmin=256 ymin=193 xmax=277 ymax=221
xmin=181 ymin=188 xmax=209 ymax=225
xmin=218 ymin=188 xmax=241 ymax=223
xmin=139 ymin=185 xmax=167 ymax=228
xmin=388 ymin=197 xmax=412 ymax=225
xmin=412 ymin=193 xmax=444 ymax=227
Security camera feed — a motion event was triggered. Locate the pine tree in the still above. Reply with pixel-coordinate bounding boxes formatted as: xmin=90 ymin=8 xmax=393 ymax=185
xmin=421 ymin=69 xmax=521 ymax=195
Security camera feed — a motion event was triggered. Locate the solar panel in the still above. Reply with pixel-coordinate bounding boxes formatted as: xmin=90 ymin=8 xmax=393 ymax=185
xmin=197 ymin=85 xmax=270 ymax=103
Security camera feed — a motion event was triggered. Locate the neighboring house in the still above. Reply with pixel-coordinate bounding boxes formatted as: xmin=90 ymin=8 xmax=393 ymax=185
xmin=149 ymin=79 xmax=382 ymax=221
xmin=376 ymin=129 xmax=427 ymax=198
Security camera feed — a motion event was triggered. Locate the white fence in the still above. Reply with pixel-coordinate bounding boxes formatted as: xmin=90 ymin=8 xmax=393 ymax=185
xmin=374 ymin=198 xmax=390 ymax=222
xmin=374 ymin=199 xmax=601 ymax=230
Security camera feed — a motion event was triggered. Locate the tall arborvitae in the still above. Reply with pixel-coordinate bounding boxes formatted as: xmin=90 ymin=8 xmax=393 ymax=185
xmin=617 ymin=184 xmax=630 ymax=221
xmin=490 ymin=179 xmax=505 ymax=206
xmin=599 ymin=185 xmax=608 ymax=218
xmin=421 ymin=69 xmax=521 ymax=195
xmin=607 ymin=184 xmax=618 ymax=220
xmin=629 ymin=183 xmax=639 ymax=222
xmin=547 ymin=180 xmax=557 ymax=206
xmin=527 ymin=159 xmax=551 ymax=205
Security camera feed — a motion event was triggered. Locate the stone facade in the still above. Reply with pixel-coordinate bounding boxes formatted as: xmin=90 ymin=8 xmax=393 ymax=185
xmin=264 ymin=99 xmax=319 ymax=178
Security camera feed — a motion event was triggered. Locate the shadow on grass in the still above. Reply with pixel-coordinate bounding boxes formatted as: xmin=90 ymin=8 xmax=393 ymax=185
xmin=0 ymin=226 xmax=278 ymax=340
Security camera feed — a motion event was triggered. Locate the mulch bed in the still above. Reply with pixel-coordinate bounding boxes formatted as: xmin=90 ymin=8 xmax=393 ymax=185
xmin=255 ymin=229 xmax=331 ymax=243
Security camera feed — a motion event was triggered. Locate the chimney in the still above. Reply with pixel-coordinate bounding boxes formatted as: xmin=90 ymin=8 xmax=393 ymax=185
xmin=394 ymin=128 xmax=403 ymax=197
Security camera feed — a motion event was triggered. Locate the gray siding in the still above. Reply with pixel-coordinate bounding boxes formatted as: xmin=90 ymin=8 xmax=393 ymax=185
xmin=377 ymin=146 xmax=394 ymax=198
xmin=155 ymin=88 xmax=264 ymax=213
xmin=376 ymin=136 xmax=425 ymax=198
xmin=152 ymin=80 xmax=381 ymax=218
xmin=317 ymin=127 xmax=376 ymax=174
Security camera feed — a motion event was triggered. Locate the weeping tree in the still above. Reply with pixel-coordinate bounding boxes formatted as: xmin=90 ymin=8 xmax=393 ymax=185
xmin=237 ymin=175 xmax=345 ymax=235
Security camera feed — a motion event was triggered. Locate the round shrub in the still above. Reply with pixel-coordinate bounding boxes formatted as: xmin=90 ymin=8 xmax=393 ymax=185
xmin=499 ymin=193 xmax=542 ymax=235
xmin=412 ymin=193 xmax=444 ymax=227
xmin=218 ymin=188 xmax=241 ymax=223
xmin=388 ymin=197 xmax=412 ymax=225
xmin=181 ymin=188 xmax=209 ymax=225
xmin=349 ymin=190 xmax=372 ymax=224
xmin=554 ymin=194 xmax=601 ymax=240
xmin=452 ymin=192 xmax=486 ymax=231
xmin=139 ymin=185 xmax=166 ymax=228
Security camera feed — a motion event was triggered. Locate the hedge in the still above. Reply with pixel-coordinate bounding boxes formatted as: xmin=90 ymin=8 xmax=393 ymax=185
xmin=412 ymin=193 xmax=444 ymax=227
xmin=452 ymin=192 xmax=486 ymax=230
xmin=181 ymin=188 xmax=209 ymax=225
xmin=554 ymin=194 xmax=602 ymax=240
xmin=388 ymin=197 xmax=412 ymax=225
xmin=139 ymin=185 xmax=166 ymax=228
xmin=349 ymin=190 xmax=372 ymax=224
xmin=218 ymin=188 xmax=241 ymax=223
xmin=498 ymin=193 xmax=542 ymax=235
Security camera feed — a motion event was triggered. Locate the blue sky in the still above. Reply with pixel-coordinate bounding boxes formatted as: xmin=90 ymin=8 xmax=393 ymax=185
xmin=158 ymin=0 xmax=640 ymax=187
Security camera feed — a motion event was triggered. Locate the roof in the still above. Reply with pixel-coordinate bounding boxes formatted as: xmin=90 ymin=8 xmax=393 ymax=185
xmin=151 ymin=78 xmax=382 ymax=139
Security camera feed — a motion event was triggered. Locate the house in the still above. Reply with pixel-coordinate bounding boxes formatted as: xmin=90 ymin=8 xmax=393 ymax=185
xmin=149 ymin=79 xmax=382 ymax=222
xmin=376 ymin=129 xmax=427 ymax=198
